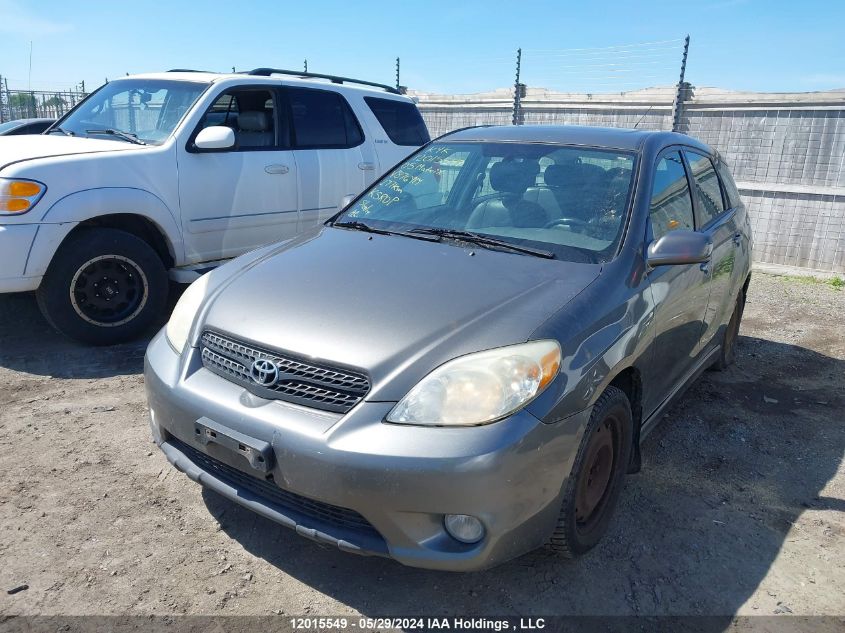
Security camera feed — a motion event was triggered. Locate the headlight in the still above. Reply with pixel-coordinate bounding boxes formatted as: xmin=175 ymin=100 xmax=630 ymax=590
xmin=0 ymin=178 xmax=47 ymax=214
xmin=165 ymin=275 xmax=210 ymax=353
xmin=387 ymin=340 xmax=561 ymax=426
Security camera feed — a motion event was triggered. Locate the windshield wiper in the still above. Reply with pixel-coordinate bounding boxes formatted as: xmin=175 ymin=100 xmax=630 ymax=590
xmin=46 ymin=127 xmax=74 ymax=136
xmin=85 ymin=129 xmax=146 ymax=145
xmin=408 ymin=227 xmax=555 ymax=259
xmin=332 ymin=220 xmax=439 ymax=241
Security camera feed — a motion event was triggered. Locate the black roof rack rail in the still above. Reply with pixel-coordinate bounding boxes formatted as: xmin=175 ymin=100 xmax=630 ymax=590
xmin=167 ymin=69 xmax=213 ymax=73
xmin=246 ymin=68 xmax=401 ymax=94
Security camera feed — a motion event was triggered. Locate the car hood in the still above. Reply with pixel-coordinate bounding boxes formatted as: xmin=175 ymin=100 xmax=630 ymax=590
xmin=0 ymin=135 xmax=140 ymax=171
xmin=201 ymin=227 xmax=601 ymax=401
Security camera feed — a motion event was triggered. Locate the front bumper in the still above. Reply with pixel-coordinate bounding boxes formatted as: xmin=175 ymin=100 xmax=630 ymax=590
xmin=0 ymin=223 xmax=41 ymax=292
xmin=144 ymin=330 xmax=589 ymax=571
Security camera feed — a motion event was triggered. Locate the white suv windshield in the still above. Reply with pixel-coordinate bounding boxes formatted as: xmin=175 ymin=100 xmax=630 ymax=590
xmin=52 ymin=79 xmax=208 ymax=145
xmin=338 ymin=141 xmax=636 ymax=263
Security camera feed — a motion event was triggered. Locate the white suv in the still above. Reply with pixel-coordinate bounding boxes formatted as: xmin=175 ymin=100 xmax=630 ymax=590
xmin=0 ymin=69 xmax=430 ymax=344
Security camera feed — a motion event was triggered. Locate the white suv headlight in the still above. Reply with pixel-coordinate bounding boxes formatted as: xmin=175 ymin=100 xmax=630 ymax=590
xmin=165 ymin=275 xmax=210 ymax=353
xmin=387 ymin=340 xmax=561 ymax=426
xmin=0 ymin=178 xmax=47 ymax=214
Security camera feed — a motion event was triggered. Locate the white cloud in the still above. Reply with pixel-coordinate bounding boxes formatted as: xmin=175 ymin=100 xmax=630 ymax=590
xmin=0 ymin=0 xmax=73 ymax=35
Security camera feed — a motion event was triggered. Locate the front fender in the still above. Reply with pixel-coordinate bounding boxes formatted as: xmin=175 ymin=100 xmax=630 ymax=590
xmin=24 ymin=188 xmax=184 ymax=277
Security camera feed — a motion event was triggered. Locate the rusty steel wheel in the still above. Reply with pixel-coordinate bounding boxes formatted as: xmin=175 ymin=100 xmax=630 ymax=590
xmin=547 ymin=385 xmax=633 ymax=558
xmin=714 ymin=291 xmax=746 ymax=371
xmin=574 ymin=415 xmax=619 ymax=532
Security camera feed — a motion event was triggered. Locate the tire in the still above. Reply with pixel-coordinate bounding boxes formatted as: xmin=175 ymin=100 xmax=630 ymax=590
xmin=36 ymin=228 xmax=168 ymax=345
xmin=713 ymin=291 xmax=745 ymax=371
xmin=547 ymin=385 xmax=633 ymax=557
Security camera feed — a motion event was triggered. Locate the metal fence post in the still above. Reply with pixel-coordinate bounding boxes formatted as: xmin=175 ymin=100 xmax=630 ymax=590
xmin=671 ymin=35 xmax=690 ymax=132
xmin=512 ymin=47 xmax=523 ymax=126
xmin=0 ymin=75 xmax=7 ymax=123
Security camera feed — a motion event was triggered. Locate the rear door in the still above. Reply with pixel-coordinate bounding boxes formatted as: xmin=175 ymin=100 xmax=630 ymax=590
xmin=644 ymin=149 xmax=712 ymax=417
xmin=684 ymin=149 xmax=740 ymax=351
xmin=177 ymin=86 xmax=299 ymax=263
xmin=285 ymin=87 xmax=368 ymax=231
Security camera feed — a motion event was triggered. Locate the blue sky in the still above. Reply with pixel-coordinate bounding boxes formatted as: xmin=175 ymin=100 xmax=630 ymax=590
xmin=0 ymin=0 xmax=843 ymax=94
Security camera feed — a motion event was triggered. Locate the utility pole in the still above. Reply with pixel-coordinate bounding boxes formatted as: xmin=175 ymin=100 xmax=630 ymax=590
xmin=671 ymin=35 xmax=691 ymax=132
xmin=27 ymin=41 xmax=33 ymax=93
xmin=512 ymin=47 xmax=525 ymax=126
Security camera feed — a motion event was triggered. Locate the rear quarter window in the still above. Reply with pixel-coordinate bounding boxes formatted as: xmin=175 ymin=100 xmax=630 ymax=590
xmin=365 ymin=96 xmax=430 ymax=146
xmin=715 ymin=159 xmax=742 ymax=209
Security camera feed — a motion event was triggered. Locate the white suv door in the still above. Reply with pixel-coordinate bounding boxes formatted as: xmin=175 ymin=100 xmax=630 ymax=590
xmin=284 ymin=87 xmax=371 ymax=231
xmin=177 ymin=87 xmax=299 ymax=263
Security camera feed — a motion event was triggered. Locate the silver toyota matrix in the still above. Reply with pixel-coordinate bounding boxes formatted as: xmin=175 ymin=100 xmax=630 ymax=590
xmin=145 ymin=125 xmax=752 ymax=571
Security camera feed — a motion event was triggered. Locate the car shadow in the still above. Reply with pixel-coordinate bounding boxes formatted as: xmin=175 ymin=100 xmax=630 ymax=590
xmin=202 ymin=334 xmax=844 ymax=621
xmin=0 ymin=286 xmax=183 ymax=379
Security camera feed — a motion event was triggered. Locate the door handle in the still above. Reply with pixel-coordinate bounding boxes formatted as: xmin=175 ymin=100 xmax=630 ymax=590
xmin=732 ymin=232 xmax=742 ymax=247
xmin=264 ymin=164 xmax=289 ymax=174
xmin=700 ymin=262 xmax=710 ymax=274
xmin=358 ymin=162 xmax=375 ymax=171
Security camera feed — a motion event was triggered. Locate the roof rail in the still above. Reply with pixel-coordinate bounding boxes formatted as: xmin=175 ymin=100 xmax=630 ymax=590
xmin=246 ymin=68 xmax=400 ymax=94
xmin=167 ymin=69 xmax=213 ymax=73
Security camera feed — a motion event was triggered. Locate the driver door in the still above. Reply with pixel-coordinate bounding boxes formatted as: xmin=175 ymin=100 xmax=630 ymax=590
xmin=177 ymin=87 xmax=299 ymax=264
xmin=643 ymin=149 xmax=712 ymax=417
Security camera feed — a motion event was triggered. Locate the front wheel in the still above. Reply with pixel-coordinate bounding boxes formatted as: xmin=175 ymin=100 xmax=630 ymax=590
xmin=36 ymin=228 xmax=168 ymax=345
xmin=547 ymin=385 xmax=633 ymax=557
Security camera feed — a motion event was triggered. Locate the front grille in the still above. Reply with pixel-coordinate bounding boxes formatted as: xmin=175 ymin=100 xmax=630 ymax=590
xmin=200 ymin=331 xmax=370 ymax=413
xmin=172 ymin=438 xmax=382 ymax=539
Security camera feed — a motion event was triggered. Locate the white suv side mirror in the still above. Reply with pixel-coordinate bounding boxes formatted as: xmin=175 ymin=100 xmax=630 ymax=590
xmin=339 ymin=194 xmax=356 ymax=211
xmin=194 ymin=126 xmax=236 ymax=151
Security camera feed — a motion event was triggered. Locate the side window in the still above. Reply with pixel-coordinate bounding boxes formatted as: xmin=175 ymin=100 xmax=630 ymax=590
xmin=364 ymin=96 xmax=430 ymax=146
xmin=197 ymin=88 xmax=279 ymax=150
xmin=650 ymin=151 xmax=695 ymax=240
xmin=715 ymin=159 xmax=742 ymax=209
xmin=288 ymin=88 xmax=363 ymax=149
xmin=686 ymin=151 xmax=725 ymax=226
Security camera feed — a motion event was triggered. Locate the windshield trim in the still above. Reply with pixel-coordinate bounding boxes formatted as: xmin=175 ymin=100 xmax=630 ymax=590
xmin=330 ymin=139 xmax=640 ymax=264
xmin=48 ymin=78 xmax=213 ymax=146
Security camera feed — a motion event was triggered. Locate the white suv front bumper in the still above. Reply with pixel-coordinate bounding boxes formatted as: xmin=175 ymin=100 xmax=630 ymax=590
xmin=0 ymin=223 xmax=43 ymax=292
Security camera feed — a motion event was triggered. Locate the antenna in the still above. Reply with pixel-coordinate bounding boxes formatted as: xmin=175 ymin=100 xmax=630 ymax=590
xmin=27 ymin=41 xmax=33 ymax=93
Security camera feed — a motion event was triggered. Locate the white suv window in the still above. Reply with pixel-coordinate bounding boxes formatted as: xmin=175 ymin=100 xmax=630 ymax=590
xmin=288 ymin=88 xmax=363 ymax=149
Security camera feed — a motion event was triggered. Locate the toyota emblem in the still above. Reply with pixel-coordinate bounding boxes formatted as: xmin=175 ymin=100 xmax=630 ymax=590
xmin=250 ymin=358 xmax=279 ymax=386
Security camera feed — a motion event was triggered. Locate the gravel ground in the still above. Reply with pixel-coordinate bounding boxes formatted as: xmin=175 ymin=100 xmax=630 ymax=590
xmin=0 ymin=274 xmax=843 ymax=620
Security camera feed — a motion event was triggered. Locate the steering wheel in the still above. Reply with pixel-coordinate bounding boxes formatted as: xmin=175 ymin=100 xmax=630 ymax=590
xmin=544 ymin=217 xmax=590 ymax=230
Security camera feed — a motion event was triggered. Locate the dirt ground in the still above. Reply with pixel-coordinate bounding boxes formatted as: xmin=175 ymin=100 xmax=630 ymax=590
xmin=0 ymin=274 xmax=843 ymax=621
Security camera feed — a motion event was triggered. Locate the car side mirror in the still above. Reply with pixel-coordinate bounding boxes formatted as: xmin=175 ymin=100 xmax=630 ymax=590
xmin=647 ymin=230 xmax=712 ymax=267
xmin=338 ymin=194 xmax=356 ymax=211
xmin=194 ymin=126 xmax=236 ymax=151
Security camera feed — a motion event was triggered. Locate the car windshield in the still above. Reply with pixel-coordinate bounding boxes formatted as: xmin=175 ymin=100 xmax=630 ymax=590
xmin=336 ymin=141 xmax=637 ymax=263
xmin=53 ymin=79 xmax=208 ymax=145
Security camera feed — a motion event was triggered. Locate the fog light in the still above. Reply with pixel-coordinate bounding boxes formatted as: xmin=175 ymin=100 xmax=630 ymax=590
xmin=444 ymin=514 xmax=485 ymax=544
